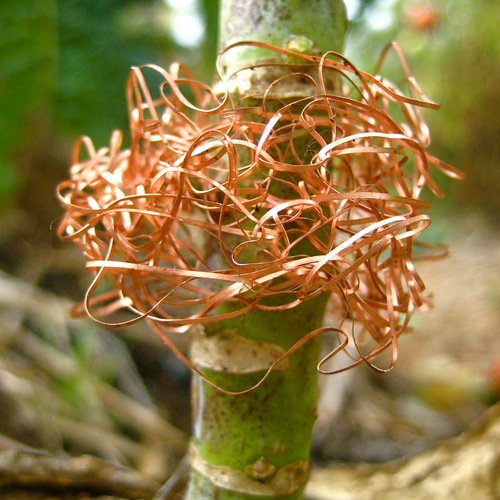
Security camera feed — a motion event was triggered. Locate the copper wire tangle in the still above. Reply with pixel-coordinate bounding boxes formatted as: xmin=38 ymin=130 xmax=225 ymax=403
xmin=56 ymin=42 xmax=462 ymax=381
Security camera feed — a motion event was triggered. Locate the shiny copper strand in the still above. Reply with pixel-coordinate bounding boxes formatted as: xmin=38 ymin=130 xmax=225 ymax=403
xmin=56 ymin=42 xmax=462 ymax=379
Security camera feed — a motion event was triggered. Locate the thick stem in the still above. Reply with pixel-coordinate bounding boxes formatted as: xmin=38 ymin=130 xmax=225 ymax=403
xmin=187 ymin=294 xmax=329 ymax=499
xmin=219 ymin=0 xmax=347 ymax=70
xmin=185 ymin=1 xmax=347 ymax=498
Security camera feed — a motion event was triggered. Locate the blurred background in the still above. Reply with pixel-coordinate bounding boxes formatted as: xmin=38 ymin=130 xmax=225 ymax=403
xmin=0 ymin=0 xmax=498 ymax=486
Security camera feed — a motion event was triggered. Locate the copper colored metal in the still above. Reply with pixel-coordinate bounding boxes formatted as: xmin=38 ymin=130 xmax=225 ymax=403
xmin=56 ymin=42 xmax=462 ymax=389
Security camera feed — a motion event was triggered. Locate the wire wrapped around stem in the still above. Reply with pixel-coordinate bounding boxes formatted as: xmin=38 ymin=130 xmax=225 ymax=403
xmin=56 ymin=42 xmax=462 ymax=386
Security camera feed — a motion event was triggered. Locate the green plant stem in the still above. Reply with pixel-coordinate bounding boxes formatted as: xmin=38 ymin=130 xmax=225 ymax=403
xmin=219 ymin=0 xmax=347 ymax=68
xmin=185 ymin=1 xmax=347 ymax=498
xmin=187 ymin=294 xmax=329 ymax=499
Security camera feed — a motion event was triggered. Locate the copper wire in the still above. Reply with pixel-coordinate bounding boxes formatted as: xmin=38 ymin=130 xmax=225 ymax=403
xmin=56 ymin=42 xmax=462 ymax=392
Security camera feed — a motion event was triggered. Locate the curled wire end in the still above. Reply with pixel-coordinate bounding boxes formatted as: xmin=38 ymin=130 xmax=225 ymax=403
xmin=56 ymin=42 xmax=461 ymax=382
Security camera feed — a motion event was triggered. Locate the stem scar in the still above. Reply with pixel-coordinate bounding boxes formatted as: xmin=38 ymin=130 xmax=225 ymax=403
xmin=244 ymin=457 xmax=277 ymax=481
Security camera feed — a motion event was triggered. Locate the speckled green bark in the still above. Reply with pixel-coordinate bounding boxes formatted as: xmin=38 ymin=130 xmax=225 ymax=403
xmin=219 ymin=0 xmax=347 ymax=69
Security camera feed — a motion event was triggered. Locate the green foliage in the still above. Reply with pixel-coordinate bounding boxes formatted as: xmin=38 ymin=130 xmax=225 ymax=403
xmin=55 ymin=0 xmax=176 ymax=145
xmin=0 ymin=0 xmax=216 ymax=209
xmin=54 ymin=0 xmax=219 ymax=145
xmin=0 ymin=0 xmax=57 ymax=207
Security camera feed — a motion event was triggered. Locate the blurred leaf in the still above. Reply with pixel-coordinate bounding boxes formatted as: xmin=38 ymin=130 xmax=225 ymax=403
xmin=0 ymin=0 xmax=57 ymax=207
xmin=55 ymin=0 xmax=194 ymax=146
xmin=55 ymin=0 xmax=145 ymax=145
